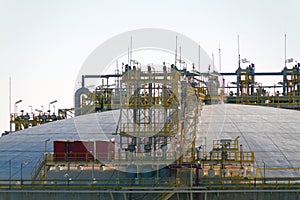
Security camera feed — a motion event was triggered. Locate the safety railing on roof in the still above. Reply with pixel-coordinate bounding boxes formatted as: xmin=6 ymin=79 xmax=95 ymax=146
xmin=46 ymin=152 xmax=180 ymax=163
xmin=202 ymin=151 xmax=255 ymax=163
xmin=1 ymin=177 xmax=300 ymax=190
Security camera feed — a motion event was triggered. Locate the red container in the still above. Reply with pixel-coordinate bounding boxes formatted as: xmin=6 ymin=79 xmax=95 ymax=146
xmin=54 ymin=141 xmax=67 ymax=161
xmin=54 ymin=140 xmax=115 ymax=162
xmin=66 ymin=141 xmax=75 ymax=161
xmin=73 ymin=141 xmax=94 ymax=161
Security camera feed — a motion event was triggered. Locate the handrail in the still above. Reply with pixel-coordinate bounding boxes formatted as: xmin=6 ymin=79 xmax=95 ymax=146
xmin=1 ymin=177 xmax=300 ymax=190
xmin=30 ymin=154 xmax=46 ymax=180
xmin=48 ymin=152 xmax=180 ymax=163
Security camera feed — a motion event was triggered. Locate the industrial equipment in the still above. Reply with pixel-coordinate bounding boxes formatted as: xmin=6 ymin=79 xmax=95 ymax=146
xmin=224 ymin=63 xmax=300 ymax=109
xmin=9 ymin=108 xmax=73 ymax=132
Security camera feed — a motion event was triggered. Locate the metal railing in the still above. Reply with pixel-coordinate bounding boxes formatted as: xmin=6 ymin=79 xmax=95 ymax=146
xmin=1 ymin=177 xmax=300 ymax=190
xmin=47 ymin=152 xmax=180 ymax=163
xmin=30 ymin=154 xmax=46 ymax=180
xmin=202 ymin=151 xmax=255 ymax=163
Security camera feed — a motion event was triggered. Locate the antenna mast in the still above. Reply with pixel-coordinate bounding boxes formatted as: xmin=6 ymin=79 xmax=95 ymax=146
xmin=284 ymin=33 xmax=287 ymax=67
xmin=127 ymin=46 xmax=130 ymax=65
xmin=180 ymin=45 xmax=182 ymax=69
xmin=238 ymin=34 xmax=240 ymax=68
xmin=9 ymin=76 xmax=12 ymax=132
xmin=175 ymin=36 xmax=178 ymax=66
xmin=130 ymin=36 xmax=133 ymax=66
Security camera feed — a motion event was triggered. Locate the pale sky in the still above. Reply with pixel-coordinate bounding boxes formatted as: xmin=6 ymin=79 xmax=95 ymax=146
xmin=0 ymin=0 xmax=299 ymax=133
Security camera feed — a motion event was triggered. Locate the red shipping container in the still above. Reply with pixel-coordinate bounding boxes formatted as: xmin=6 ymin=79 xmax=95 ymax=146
xmin=54 ymin=141 xmax=67 ymax=161
xmin=54 ymin=140 xmax=115 ymax=162
xmin=66 ymin=141 xmax=75 ymax=161
xmin=54 ymin=140 xmax=76 ymax=161
xmin=74 ymin=141 xmax=94 ymax=161
xmin=53 ymin=141 xmax=115 ymax=163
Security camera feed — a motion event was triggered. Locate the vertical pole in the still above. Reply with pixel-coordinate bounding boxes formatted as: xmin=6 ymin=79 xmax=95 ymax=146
xmin=92 ymin=162 xmax=95 ymax=181
xmin=44 ymin=139 xmax=50 ymax=154
xmin=20 ymin=163 xmax=22 ymax=186
xmin=222 ymin=78 xmax=225 ymax=103
xmin=263 ymin=161 xmax=266 ymax=184
xmin=180 ymin=46 xmax=182 ymax=69
xmin=219 ymin=44 xmax=221 ymax=72
xmin=240 ymin=144 xmax=243 ymax=167
xmin=196 ymin=165 xmax=199 ymax=186
xmin=130 ymin=36 xmax=133 ymax=66
xmin=175 ymin=36 xmax=178 ymax=66
xmin=128 ymin=47 xmax=130 ymax=65
xmin=9 ymin=160 xmax=11 ymax=185
xmin=238 ymin=35 xmax=241 ymax=68
xmin=190 ymin=166 xmax=193 ymax=187
xmin=284 ymin=33 xmax=287 ymax=67
xmin=9 ymin=76 xmax=12 ymax=132
xmin=81 ymin=75 xmax=85 ymax=88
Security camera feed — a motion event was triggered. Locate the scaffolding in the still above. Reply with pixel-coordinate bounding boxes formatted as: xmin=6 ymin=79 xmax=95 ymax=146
xmin=117 ymin=65 xmax=203 ymax=173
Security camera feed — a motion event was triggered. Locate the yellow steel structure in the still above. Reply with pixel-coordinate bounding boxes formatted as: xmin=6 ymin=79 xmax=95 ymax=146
xmin=199 ymin=137 xmax=255 ymax=178
xmin=10 ymin=110 xmax=72 ymax=132
xmin=118 ymin=65 xmax=203 ymax=172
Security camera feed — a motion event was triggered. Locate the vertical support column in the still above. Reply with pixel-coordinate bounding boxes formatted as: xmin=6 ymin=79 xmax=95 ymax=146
xmin=236 ymin=69 xmax=240 ymax=97
xmin=283 ymin=68 xmax=287 ymax=95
